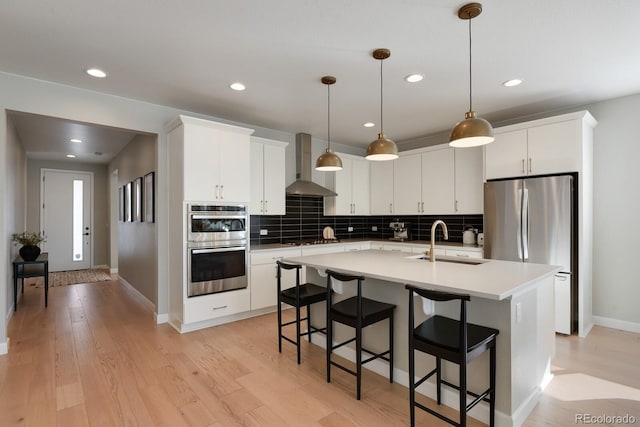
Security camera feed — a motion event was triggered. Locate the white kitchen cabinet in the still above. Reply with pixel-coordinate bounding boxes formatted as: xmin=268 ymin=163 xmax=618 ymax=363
xmin=445 ymin=248 xmax=483 ymax=259
xmin=250 ymin=248 xmax=302 ymax=311
xmin=324 ymin=154 xmax=370 ymax=215
xmin=183 ymin=288 xmax=251 ymax=324
xmin=554 ymin=273 xmax=571 ymax=335
xmin=485 ymin=115 xmax=584 ymax=180
xmin=394 ymin=153 xmax=422 ymax=214
xmin=250 ymin=137 xmax=288 ymax=215
xmin=422 ymin=148 xmax=455 ymax=214
xmin=370 ymin=161 xmax=394 ymax=214
xmin=170 ymin=115 xmax=254 ymax=202
xmin=454 ymin=147 xmax=484 ymax=214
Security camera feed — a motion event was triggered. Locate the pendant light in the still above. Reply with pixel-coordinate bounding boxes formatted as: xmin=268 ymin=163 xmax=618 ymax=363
xmin=315 ymin=76 xmax=343 ymax=171
xmin=366 ymin=48 xmax=398 ymax=161
xmin=449 ymin=3 xmax=494 ymax=148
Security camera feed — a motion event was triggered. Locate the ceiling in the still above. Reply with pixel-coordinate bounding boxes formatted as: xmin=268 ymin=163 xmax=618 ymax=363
xmin=3 ymin=0 xmax=640 ymax=162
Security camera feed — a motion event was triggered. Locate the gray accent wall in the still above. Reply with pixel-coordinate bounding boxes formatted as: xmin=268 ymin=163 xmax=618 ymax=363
xmin=108 ymin=134 xmax=157 ymax=305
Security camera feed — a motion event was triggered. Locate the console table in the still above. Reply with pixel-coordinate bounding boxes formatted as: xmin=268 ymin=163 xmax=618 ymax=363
xmin=13 ymin=252 xmax=49 ymax=311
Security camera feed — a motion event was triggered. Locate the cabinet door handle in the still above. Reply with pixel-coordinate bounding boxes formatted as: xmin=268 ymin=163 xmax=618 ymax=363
xmin=528 ymin=158 xmax=532 ymax=173
xmin=220 ymin=185 xmax=224 ymax=199
xmin=421 ymin=202 xmax=424 ymax=213
xmin=264 ymin=200 xmax=268 ymax=213
xmin=521 ymin=159 xmax=525 ymax=173
xmin=455 ymin=200 xmax=459 ymax=212
xmin=554 ymin=274 xmax=568 ymax=281
xmin=352 ymin=203 xmax=355 ymax=214
xmin=212 ymin=305 xmax=228 ymax=310
xmin=417 ymin=202 xmax=420 ymax=212
xmin=389 ymin=203 xmax=392 ymax=213
xmin=215 ymin=184 xmax=219 ymax=199
xmin=456 ymin=253 xmax=470 ymax=258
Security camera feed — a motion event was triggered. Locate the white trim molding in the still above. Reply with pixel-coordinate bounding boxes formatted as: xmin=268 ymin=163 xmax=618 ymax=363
xmin=0 ymin=337 xmax=9 ymax=355
xmin=593 ymin=315 xmax=640 ymax=334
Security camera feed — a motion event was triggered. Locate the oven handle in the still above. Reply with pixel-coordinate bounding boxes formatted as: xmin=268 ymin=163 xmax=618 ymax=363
xmin=191 ymin=246 xmax=246 ymax=254
xmin=190 ymin=214 xmax=246 ymax=220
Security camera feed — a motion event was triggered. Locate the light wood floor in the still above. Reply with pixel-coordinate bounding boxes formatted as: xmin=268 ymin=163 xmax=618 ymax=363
xmin=1 ymin=279 xmax=638 ymax=426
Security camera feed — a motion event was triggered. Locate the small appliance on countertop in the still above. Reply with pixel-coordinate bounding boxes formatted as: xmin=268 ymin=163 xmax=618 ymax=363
xmin=477 ymin=233 xmax=484 ymax=246
xmin=462 ymin=226 xmax=477 ymax=245
xmin=389 ymin=221 xmax=411 ymax=241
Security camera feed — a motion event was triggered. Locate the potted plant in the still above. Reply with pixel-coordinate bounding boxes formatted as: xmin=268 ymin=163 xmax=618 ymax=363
xmin=11 ymin=231 xmax=46 ymax=261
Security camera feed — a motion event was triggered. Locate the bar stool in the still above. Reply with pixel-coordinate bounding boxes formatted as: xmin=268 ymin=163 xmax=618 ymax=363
xmin=326 ymin=269 xmax=396 ymax=400
xmin=406 ymin=285 xmax=499 ymax=427
xmin=277 ymin=261 xmax=327 ymax=364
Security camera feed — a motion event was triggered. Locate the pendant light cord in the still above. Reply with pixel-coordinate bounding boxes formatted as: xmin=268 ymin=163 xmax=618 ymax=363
xmin=327 ymin=83 xmax=331 ymax=150
xmin=468 ymin=15 xmax=473 ymax=112
xmin=380 ymin=58 xmax=384 ymax=133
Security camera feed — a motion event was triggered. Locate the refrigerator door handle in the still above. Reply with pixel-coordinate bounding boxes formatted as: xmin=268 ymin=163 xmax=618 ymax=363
xmin=517 ymin=188 xmax=523 ymax=260
xmin=522 ymin=188 xmax=530 ymax=260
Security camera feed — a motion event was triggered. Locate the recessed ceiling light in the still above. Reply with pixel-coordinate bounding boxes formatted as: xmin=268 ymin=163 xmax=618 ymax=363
xmin=502 ymin=78 xmax=523 ymax=87
xmin=70 ymin=138 xmax=82 ymax=143
xmin=230 ymin=82 xmax=246 ymax=91
xmin=66 ymin=154 xmax=76 ymax=158
xmin=86 ymin=68 xmax=107 ymax=78
xmin=363 ymin=122 xmax=375 ymax=128
xmin=404 ymin=74 xmax=424 ymax=83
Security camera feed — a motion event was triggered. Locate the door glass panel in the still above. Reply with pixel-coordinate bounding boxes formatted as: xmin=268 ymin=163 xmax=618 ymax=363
xmin=73 ymin=179 xmax=83 ymax=261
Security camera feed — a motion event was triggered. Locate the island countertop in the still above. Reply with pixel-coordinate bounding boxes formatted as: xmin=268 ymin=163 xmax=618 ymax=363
xmin=284 ymin=249 xmax=560 ymax=301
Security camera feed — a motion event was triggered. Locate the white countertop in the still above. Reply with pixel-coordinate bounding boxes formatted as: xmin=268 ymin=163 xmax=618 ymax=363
xmin=284 ymin=249 xmax=560 ymax=301
xmin=251 ymin=239 xmax=483 ymax=252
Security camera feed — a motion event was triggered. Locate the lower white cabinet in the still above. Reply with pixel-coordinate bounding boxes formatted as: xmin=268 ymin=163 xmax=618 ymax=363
xmin=183 ymin=289 xmax=251 ymax=324
xmin=554 ymin=273 xmax=571 ymax=335
xmin=250 ymin=248 xmax=303 ymax=310
xmin=445 ymin=248 xmax=483 ymax=259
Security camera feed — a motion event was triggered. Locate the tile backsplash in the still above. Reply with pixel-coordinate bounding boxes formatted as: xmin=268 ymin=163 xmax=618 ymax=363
xmin=250 ymin=195 xmax=483 ymax=245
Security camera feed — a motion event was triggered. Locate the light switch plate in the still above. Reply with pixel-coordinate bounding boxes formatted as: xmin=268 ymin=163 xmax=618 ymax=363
xmin=348 ymin=226 xmax=353 ymax=232
xmin=371 ymin=226 xmax=378 ymax=231
xmin=260 ymin=229 xmax=268 ymax=236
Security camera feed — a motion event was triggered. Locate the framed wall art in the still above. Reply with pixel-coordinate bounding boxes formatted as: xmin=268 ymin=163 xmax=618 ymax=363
xmin=144 ymin=172 xmax=155 ymax=223
xmin=134 ymin=177 xmax=143 ymax=222
xmin=125 ymin=182 xmax=132 ymax=222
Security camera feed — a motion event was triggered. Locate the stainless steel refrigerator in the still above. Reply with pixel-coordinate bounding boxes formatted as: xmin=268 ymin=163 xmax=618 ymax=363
xmin=484 ymin=175 xmax=576 ymax=334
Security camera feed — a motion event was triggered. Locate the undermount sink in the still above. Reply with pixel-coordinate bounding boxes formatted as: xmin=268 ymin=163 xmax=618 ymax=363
xmin=406 ymin=254 xmax=484 ymax=265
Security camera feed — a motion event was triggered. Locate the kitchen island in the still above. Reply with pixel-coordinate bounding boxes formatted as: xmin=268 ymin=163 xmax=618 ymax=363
xmin=284 ymin=249 xmax=560 ymax=427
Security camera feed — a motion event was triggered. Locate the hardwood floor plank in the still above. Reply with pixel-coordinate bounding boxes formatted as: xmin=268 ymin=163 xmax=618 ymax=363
xmin=138 ymin=385 xmax=190 ymax=427
xmin=56 ymin=403 xmax=91 ymax=427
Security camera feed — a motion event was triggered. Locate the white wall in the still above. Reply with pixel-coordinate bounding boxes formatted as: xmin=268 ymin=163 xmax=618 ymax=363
xmin=1 ymin=115 xmax=27 ymax=353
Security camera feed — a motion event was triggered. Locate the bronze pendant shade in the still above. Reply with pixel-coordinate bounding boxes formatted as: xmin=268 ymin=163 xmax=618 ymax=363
xmin=449 ymin=3 xmax=494 ymax=148
xmin=366 ymin=49 xmax=398 ymax=161
xmin=316 ymin=76 xmax=343 ymax=171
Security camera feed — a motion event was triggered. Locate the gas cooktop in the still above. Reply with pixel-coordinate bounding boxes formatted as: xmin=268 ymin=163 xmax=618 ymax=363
xmin=284 ymin=239 xmax=341 ymax=246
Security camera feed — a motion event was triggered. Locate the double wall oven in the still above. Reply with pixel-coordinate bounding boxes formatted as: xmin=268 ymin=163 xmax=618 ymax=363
xmin=187 ymin=204 xmax=248 ymax=297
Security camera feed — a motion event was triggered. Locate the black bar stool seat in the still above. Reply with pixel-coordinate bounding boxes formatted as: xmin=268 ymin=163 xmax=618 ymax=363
xmin=406 ymin=285 xmax=499 ymax=427
xmin=277 ymin=261 xmax=328 ymax=364
xmin=326 ymin=269 xmax=395 ymax=400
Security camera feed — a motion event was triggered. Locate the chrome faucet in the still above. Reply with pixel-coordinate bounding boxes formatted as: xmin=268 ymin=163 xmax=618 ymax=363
xmin=429 ymin=220 xmax=448 ymax=262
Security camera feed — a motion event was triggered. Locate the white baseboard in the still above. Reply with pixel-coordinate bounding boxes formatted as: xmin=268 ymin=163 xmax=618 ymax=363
xmin=118 ymin=277 xmax=154 ymax=310
xmin=0 ymin=337 xmax=9 ymax=355
xmin=593 ymin=315 xmax=640 ymax=334
xmin=110 ymin=267 xmax=118 ymax=274
xmin=155 ymin=313 xmax=169 ymax=324
xmin=93 ymin=264 xmax=109 ymax=270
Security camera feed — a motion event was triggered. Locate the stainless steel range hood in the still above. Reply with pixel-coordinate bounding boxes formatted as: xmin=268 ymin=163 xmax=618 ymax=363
xmin=285 ymin=133 xmax=337 ymax=197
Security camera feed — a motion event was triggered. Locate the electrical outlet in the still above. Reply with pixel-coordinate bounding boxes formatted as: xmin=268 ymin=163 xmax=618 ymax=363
xmin=348 ymin=226 xmax=353 ymax=232
xmin=371 ymin=226 xmax=378 ymax=231
xmin=515 ymin=302 xmax=522 ymax=323
xmin=260 ymin=229 xmax=268 ymax=236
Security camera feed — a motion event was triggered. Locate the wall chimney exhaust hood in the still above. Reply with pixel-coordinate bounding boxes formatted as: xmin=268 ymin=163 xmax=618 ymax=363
xmin=285 ymin=133 xmax=337 ymax=197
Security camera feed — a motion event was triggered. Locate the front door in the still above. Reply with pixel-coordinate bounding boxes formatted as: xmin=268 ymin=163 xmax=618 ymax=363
xmin=40 ymin=169 xmax=93 ymax=271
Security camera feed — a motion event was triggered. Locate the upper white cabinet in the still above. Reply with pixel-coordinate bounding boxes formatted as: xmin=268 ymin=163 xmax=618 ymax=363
xmin=485 ymin=112 xmax=593 ymax=180
xmin=250 ymin=137 xmax=288 ymax=215
xmin=324 ymin=154 xmax=370 ymax=215
xmin=422 ymin=148 xmax=455 ymax=214
xmin=370 ymin=160 xmax=394 ymax=215
xmin=169 ymin=115 xmax=254 ymax=202
xmin=394 ymin=153 xmax=422 ymax=214
xmin=382 ymin=145 xmax=480 ymax=215
xmin=454 ymin=147 xmax=483 ymax=214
